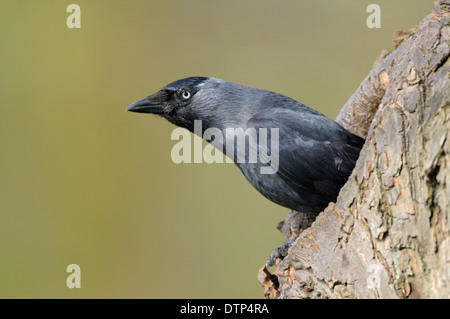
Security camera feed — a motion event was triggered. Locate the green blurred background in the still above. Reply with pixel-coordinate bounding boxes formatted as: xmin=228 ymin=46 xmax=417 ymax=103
xmin=0 ymin=0 xmax=432 ymax=298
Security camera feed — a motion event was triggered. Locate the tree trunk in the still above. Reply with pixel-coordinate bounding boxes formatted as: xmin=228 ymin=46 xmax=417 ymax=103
xmin=258 ymin=0 xmax=450 ymax=299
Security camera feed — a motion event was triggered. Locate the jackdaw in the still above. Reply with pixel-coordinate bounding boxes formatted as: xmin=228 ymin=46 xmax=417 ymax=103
xmin=127 ymin=77 xmax=364 ymax=266
xmin=127 ymin=77 xmax=363 ymax=213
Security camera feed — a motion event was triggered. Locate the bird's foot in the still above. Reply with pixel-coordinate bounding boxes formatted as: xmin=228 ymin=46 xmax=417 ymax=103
xmin=265 ymin=236 xmax=298 ymax=269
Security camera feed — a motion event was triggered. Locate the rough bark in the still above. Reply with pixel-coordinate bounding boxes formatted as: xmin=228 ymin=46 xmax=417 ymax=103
xmin=259 ymin=0 xmax=450 ymax=299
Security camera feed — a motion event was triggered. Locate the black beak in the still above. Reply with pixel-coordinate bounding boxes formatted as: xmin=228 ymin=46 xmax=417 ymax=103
xmin=126 ymin=97 xmax=164 ymax=114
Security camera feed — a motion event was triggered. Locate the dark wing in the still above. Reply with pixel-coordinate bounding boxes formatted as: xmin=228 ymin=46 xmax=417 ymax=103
xmin=248 ymin=108 xmax=364 ymax=203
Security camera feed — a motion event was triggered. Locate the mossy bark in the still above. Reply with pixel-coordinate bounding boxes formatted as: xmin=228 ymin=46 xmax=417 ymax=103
xmin=259 ymin=0 xmax=450 ymax=299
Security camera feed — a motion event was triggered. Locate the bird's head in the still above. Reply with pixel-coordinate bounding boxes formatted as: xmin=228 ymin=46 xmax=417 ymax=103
xmin=127 ymin=77 xmax=263 ymax=132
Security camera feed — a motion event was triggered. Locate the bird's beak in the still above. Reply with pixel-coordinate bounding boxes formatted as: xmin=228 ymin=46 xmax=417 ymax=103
xmin=127 ymin=90 xmax=171 ymax=114
xmin=126 ymin=97 xmax=164 ymax=114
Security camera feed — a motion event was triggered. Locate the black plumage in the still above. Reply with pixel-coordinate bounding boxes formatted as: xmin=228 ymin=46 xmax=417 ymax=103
xmin=127 ymin=77 xmax=364 ymax=215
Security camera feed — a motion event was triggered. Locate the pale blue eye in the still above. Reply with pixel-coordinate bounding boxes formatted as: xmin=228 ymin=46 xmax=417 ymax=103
xmin=181 ymin=91 xmax=191 ymax=99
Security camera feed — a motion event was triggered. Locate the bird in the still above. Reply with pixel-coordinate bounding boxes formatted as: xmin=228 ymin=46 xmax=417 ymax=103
xmin=127 ymin=77 xmax=364 ymax=216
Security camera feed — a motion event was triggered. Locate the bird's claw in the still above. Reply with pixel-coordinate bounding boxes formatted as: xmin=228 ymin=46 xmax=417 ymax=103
xmin=265 ymin=237 xmax=298 ymax=270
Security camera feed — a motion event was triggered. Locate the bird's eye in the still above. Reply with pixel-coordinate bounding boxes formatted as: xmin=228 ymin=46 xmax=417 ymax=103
xmin=180 ymin=90 xmax=191 ymax=100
